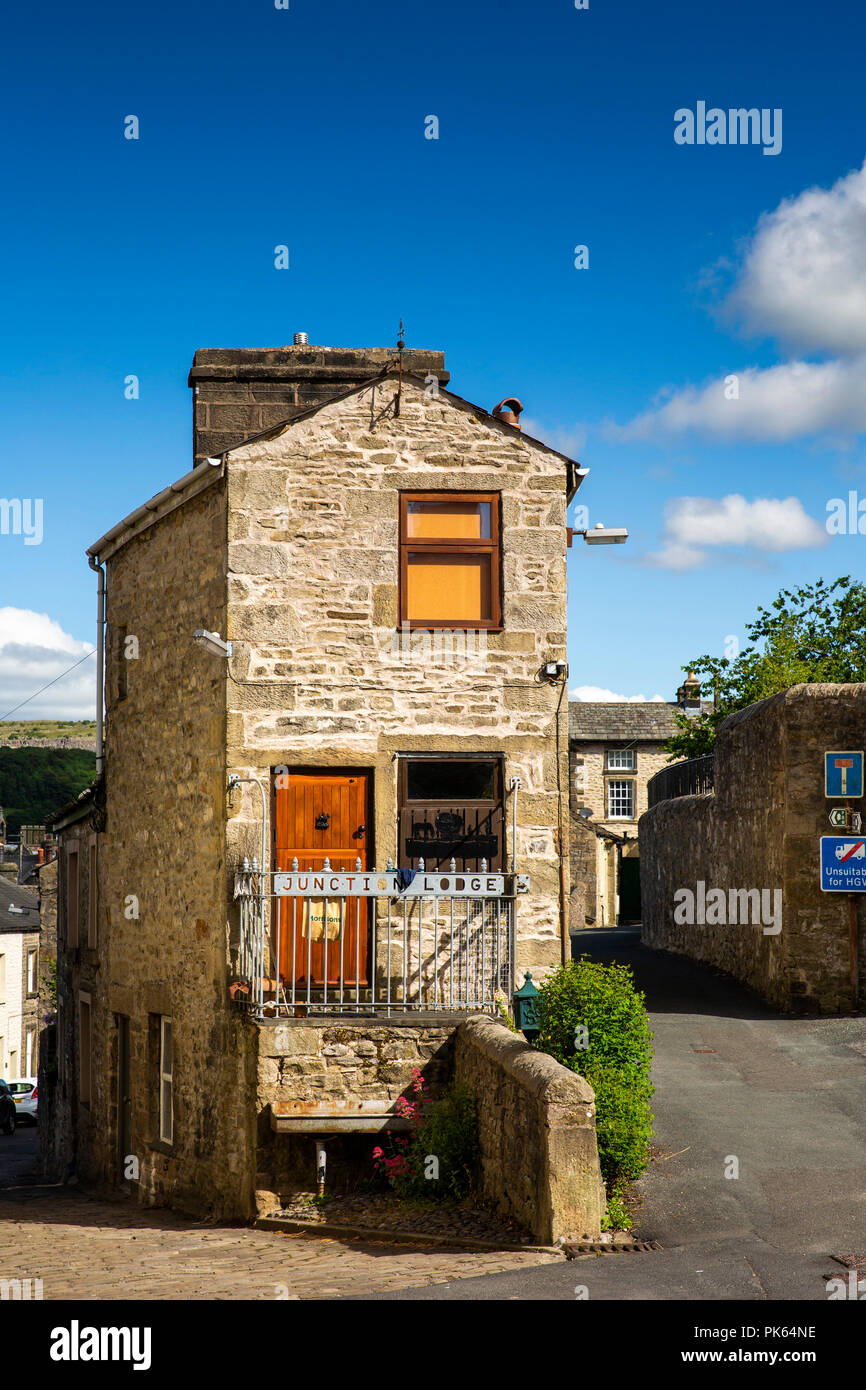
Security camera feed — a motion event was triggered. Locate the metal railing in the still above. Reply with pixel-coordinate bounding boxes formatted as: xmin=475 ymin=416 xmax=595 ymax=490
xmin=232 ymin=857 xmax=527 ymax=1018
xmin=647 ymin=754 xmax=715 ymax=809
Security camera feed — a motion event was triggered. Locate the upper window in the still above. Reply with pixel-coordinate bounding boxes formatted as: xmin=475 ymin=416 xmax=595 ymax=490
xmin=400 ymin=494 xmax=501 ymax=628
xmin=607 ymin=749 xmax=636 ymax=771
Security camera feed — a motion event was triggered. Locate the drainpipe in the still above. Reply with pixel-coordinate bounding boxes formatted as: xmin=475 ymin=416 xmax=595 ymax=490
xmin=88 ymin=555 xmax=106 ymax=777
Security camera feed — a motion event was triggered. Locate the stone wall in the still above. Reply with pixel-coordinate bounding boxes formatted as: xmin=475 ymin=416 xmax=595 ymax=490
xmin=454 ymin=1015 xmax=605 ymax=1242
xmin=74 ymin=483 xmax=261 ymax=1217
xmin=189 ymin=346 xmax=450 ymax=467
xmin=640 ymin=684 xmax=866 ymax=1013
xmin=253 ymin=1016 xmax=457 ymax=1211
xmin=226 ymin=376 xmax=571 ymax=981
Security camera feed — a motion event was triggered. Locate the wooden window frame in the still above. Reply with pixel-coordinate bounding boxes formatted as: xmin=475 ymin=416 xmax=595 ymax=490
xmin=65 ymin=843 xmax=80 ymax=949
xmin=399 ymin=492 xmax=502 ymax=630
xmin=398 ymin=755 xmax=505 ymax=871
xmin=87 ymin=838 xmax=98 ymax=949
xmin=79 ymin=992 xmax=92 ymax=1107
xmin=159 ymin=1016 xmax=173 ymax=1147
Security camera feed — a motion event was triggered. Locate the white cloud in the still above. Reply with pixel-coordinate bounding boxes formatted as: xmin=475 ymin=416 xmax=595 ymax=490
xmin=0 ymin=608 xmax=95 ymax=720
xmin=646 ymin=494 xmax=827 ymax=570
xmin=608 ymin=356 xmax=866 ymax=443
xmin=723 ymin=159 xmax=866 ymax=355
xmin=570 ymin=686 xmax=667 ymax=702
xmin=609 ymin=159 xmax=866 ymax=443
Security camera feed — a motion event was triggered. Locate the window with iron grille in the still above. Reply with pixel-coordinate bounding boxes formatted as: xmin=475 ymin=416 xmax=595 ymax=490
xmin=398 ymin=757 xmax=503 ymax=870
xmin=606 ymin=748 xmax=636 ymax=771
xmin=607 ymin=780 xmax=635 ymax=819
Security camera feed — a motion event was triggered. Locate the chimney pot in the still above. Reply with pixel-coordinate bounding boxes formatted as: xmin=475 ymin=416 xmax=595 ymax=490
xmin=293 ymin=332 xmax=308 ymax=346
xmin=492 ymin=397 xmax=524 ymax=429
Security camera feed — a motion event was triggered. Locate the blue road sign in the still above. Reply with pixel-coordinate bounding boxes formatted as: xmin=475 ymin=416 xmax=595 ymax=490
xmin=820 ymin=836 xmax=866 ymax=892
xmin=824 ymin=750 xmax=864 ymax=798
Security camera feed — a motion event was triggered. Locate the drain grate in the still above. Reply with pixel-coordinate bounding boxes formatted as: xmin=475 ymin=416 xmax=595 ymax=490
xmin=564 ymin=1237 xmax=662 ymax=1258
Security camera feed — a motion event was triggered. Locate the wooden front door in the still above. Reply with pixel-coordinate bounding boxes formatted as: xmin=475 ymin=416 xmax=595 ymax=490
xmin=274 ymin=772 xmax=370 ymax=987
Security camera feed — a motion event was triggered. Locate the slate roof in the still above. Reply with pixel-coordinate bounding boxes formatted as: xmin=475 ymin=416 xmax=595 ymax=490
xmin=0 ymin=875 xmax=39 ymax=933
xmin=569 ymin=701 xmax=714 ymax=742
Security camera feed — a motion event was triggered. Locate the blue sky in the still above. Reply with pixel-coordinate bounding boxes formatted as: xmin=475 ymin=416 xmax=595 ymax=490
xmin=2 ymin=0 xmax=866 ymax=715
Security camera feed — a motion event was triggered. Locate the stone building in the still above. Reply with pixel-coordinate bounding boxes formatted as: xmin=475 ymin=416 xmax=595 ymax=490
xmin=569 ymin=673 xmax=711 ymax=928
xmin=0 ymin=876 xmax=40 ymax=1080
xmin=47 ymin=341 xmax=599 ymax=1222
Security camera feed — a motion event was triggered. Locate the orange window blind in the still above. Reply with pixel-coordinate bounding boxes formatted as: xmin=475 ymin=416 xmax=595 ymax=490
xmin=400 ymin=493 xmax=501 ymax=628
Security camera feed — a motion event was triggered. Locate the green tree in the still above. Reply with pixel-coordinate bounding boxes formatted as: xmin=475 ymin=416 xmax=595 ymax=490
xmin=0 ymin=747 xmax=96 ymax=836
xmin=666 ymin=577 xmax=866 ymax=760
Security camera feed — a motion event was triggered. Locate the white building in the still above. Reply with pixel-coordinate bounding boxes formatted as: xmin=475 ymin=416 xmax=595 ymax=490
xmin=0 ymin=878 xmax=40 ymax=1079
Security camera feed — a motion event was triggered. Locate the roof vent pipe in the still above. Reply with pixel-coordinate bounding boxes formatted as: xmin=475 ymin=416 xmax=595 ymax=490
xmin=492 ymin=397 xmax=524 ymax=429
xmin=293 ymin=332 xmax=308 ymax=346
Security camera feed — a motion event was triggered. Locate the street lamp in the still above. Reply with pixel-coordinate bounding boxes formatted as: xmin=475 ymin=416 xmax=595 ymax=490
xmin=568 ymin=523 xmax=629 ymax=546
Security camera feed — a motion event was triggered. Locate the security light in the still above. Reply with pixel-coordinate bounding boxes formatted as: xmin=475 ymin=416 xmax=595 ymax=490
xmin=541 ymin=659 xmax=568 ymax=682
xmin=193 ymin=629 xmax=233 ymax=658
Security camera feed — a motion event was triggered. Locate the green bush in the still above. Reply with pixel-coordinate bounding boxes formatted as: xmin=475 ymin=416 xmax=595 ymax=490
xmin=533 ymin=957 xmax=654 ymax=1192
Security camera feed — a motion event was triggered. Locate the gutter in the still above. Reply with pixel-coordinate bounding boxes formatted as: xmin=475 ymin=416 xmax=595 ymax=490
xmin=88 ymin=555 xmax=105 ymax=777
xmin=86 ymin=457 xmax=225 ymax=565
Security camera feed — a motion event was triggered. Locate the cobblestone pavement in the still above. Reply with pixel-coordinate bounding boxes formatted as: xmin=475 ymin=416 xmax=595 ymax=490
xmin=0 ymin=1134 xmax=558 ymax=1301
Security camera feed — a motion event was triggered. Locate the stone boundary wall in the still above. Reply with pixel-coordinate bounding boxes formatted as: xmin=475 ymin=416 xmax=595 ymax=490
xmin=640 ymin=684 xmax=866 ymax=1013
xmin=0 ymin=738 xmax=97 ymax=752
xmin=454 ymin=1015 xmax=605 ymax=1242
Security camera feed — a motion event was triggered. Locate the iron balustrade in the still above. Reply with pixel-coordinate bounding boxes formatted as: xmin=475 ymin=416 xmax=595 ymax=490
xmin=232 ymin=857 xmax=528 ymax=1018
xmin=646 ymin=754 xmax=715 ymax=809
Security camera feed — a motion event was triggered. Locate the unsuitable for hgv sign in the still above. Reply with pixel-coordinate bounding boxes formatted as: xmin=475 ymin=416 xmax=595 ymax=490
xmin=824 ymin=751 xmax=864 ymax=798
xmin=819 ymin=836 xmax=866 ymax=892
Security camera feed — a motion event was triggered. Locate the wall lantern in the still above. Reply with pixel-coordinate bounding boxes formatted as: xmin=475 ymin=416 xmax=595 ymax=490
xmin=513 ymin=971 xmax=540 ymax=1040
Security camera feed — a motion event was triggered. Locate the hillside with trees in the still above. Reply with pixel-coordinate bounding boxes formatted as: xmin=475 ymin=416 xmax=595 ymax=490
xmin=0 ymin=746 xmax=96 ymax=837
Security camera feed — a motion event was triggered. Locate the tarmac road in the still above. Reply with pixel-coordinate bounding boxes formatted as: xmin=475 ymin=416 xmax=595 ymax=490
xmin=361 ymin=929 xmax=866 ymax=1301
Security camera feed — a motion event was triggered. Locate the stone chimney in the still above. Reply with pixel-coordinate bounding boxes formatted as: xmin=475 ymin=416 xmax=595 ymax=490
xmin=188 ymin=343 xmax=449 ymax=468
xmin=676 ymin=669 xmax=702 ymax=716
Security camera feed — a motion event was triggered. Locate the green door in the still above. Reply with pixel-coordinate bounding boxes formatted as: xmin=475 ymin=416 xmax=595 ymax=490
xmin=619 ymin=856 xmax=641 ymax=923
